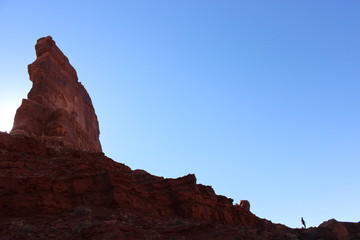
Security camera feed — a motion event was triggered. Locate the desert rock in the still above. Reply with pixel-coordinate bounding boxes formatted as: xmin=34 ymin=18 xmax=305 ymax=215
xmin=1 ymin=36 xmax=360 ymax=240
xmin=239 ymin=200 xmax=250 ymax=211
xmin=10 ymin=36 xmax=101 ymax=152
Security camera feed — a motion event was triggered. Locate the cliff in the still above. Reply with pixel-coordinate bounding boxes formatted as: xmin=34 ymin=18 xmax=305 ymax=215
xmin=10 ymin=36 xmax=101 ymax=152
xmin=0 ymin=37 xmax=359 ymax=240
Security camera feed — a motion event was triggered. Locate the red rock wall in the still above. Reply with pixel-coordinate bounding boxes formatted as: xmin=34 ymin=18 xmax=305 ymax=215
xmin=0 ymin=132 xmax=261 ymax=228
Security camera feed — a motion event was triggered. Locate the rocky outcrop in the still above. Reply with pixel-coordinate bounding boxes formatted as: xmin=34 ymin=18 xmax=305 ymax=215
xmin=239 ymin=200 xmax=251 ymax=211
xmin=318 ymin=219 xmax=352 ymax=240
xmin=0 ymin=131 xmax=285 ymax=239
xmin=10 ymin=36 xmax=101 ymax=152
xmin=0 ymin=131 xmax=260 ymax=226
xmin=2 ymin=130 xmax=359 ymax=239
xmin=295 ymin=219 xmax=360 ymax=240
xmin=4 ymin=36 xmax=262 ymax=229
xmin=1 ymin=37 xmax=359 ymax=239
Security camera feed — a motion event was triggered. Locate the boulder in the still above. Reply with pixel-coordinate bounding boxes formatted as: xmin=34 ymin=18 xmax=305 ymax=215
xmin=239 ymin=200 xmax=251 ymax=211
xmin=319 ymin=219 xmax=351 ymax=240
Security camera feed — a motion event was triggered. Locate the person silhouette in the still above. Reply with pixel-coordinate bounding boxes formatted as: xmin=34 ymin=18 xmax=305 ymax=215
xmin=301 ymin=217 xmax=306 ymax=229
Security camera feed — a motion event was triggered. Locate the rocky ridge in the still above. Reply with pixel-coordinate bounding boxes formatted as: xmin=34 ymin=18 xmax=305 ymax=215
xmin=0 ymin=37 xmax=359 ymax=239
xmin=0 ymin=131 xmax=287 ymax=239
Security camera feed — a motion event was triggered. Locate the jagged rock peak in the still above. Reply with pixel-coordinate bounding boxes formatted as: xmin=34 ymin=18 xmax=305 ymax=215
xmin=10 ymin=36 xmax=102 ymax=152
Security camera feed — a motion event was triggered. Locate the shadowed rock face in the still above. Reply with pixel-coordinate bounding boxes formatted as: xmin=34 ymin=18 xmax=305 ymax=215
xmin=0 ymin=131 xmax=287 ymax=239
xmin=1 ymin=37 xmax=359 ymax=240
xmin=10 ymin=36 xmax=101 ymax=152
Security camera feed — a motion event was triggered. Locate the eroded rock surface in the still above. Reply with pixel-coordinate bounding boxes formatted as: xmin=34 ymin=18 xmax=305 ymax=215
xmin=10 ymin=36 xmax=101 ymax=152
xmin=1 ymin=131 xmax=360 ymax=239
xmin=0 ymin=131 xmax=283 ymax=239
xmin=1 ymin=37 xmax=359 ymax=239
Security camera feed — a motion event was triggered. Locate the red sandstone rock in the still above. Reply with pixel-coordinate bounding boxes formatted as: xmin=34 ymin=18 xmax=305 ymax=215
xmin=319 ymin=219 xmax=351 ymax=240
xmin=10 ymin=36 xmax=101 ymax=152
xmin=0 ymin=131 xmax=287 ymax=239
xmin=2 ymin=130 xmax=359 ymax=239
xmin=1 ymin=37 xmax=359 ymax=239
xmin=239 ymin=200 xmax=251 ymax=211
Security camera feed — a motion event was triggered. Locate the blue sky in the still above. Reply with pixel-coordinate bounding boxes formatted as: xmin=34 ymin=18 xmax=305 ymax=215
xmin=0 ymin=1 xmax=359 ymax=228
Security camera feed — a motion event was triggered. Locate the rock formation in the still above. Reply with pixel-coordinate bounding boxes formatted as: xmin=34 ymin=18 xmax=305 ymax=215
xmin=0 ymin=131 xmax=282 ymax=239
xmin=1 ymin=37 xmax=359 ymax=239
xmin=239 ymin=200 xmax=250 ymax=211
xmin=10 ymin=36 xmax=101 ymax=152
xmin=318 ymin=219 xmax=352 ymax=240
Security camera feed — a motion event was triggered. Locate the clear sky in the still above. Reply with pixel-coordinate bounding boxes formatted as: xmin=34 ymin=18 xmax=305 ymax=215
xmin=0 ymin=0 xmax=359 ymax=228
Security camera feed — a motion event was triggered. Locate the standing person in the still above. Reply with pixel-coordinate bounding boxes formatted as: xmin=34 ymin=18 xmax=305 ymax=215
xmin=301 ymin=217 xmax=306 ymax=229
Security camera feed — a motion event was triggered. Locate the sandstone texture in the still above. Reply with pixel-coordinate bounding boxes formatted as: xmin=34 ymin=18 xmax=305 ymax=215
xmin=1 ymin=132 xmax=360 ymax=240
xmin=0 ymin=132 xmax=286 ymax=239
xmin=1 ymin=37 xmax=359 ymax=239
xmin=10 ymin=36 xmax=101 ymax=152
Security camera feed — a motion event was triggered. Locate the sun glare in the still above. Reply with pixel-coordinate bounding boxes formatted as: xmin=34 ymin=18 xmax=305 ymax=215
xmin=0 ymin=101 xmax=19 ymax=132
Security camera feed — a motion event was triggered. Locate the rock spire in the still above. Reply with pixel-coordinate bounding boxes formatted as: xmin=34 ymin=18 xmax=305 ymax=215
xmin=10 ymin=36 xmax=102 ymax=152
